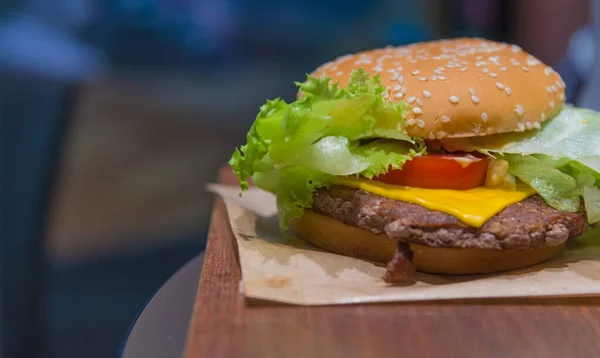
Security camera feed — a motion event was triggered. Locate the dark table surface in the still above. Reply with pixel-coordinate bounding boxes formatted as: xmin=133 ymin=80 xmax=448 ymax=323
xmin=120 ymin=253 xmax=204 ymax=358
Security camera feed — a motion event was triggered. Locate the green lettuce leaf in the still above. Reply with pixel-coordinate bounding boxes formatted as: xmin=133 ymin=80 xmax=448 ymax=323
xmin=444 ymin=105 xmax=600 ymax=172
xmin=504 ymin=154 xmax=581 ymax=212
xmin=503 ymin=153 xmax=600 ymax=221
xmin=583 ymin=186 xmax=600 ymax=224
xmin=274 ymin=167 xmax=333 ymax=229
xmin=229 ymin=69 xmax=420 ymax=229
xmin=440 ymin=105 xmax=600 ymax=223
xmin=499 ymin=105 xmax=600 ymax=173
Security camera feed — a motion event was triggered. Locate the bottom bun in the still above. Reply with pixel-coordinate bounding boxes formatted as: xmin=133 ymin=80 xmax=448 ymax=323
xmin=290 ymin=210 xmax=565 ymax=275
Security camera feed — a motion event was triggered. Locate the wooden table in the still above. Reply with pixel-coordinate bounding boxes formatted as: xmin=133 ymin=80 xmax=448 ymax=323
xmin=185 ymin=167 xmax=600 ymax=358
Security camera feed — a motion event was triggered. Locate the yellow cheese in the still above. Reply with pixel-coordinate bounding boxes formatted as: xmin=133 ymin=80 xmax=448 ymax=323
xmin=331 ymin=178 xmax=536 ymax=228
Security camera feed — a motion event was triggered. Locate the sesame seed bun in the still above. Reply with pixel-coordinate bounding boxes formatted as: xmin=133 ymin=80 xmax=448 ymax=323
xmin=311 ymin=38 xmax=566 ymax=139
xmin=291 ymin=210 xmax=565 ymax=275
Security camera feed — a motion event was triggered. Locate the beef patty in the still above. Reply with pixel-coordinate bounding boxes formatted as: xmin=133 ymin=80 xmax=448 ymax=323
xmin=312 ymin=185 xmax=589 ymax=250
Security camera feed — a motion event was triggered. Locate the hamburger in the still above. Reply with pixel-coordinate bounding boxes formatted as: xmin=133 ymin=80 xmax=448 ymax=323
xmin=230 ymin=38 xmax=600 ymax=281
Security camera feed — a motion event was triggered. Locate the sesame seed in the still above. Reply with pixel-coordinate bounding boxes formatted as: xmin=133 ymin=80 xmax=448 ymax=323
xmin=541 ymin=113 xmax=546 ymax=121
xmin=396 ymin=66 xmax=403 ymax=71
xmin=515 ymin=104 xmax=524 ymax=117
xmin=406 ymin=96 xmax=416 ymax=104
xmin=476 ymin=55 xmax=483 ymax=60
xmin=533 ymin=121 xmax=541 ymax=129
xmin=481 ymin=112 xmax=488 ymax=122
xmin=335 ymin=71 xmax=343 ymax=76
xmin=551 ymin=85 xmax=557 ymax=92
xmin=406 ymin=118 xmax=416 ymax=126
xmin=544 ymin=67 xmax=552 ymax=76
xmin=470 ymin=88 xmax=476 ymax=95
xmin=522 ymin=66 xmax=529 ymax=72
xmin=446 ymin=63 xmax=454 ymax=69
xmin=422 ymin=90 xmax=431 ymax=98
xmin=496 ymin=82 xmax=505 ymax=90
xmin=560 ymin=93 xmax=566 ymax=101
xmin=429 ymin=132 xmax=435 ymax=140
xmin=527 ymin=56 xmax=541 ymax=66
xmin=433 ymin=69 xmax=443 ymax=75
xmin=437 ymin=131 xmax=447 ymax=139
xmin=402 ymin=87 xmax=408 ymax=94
xmin=449 ymin=96 xmax=459 ymax=104
xmin=476 ymin=62 xmax=482 ymax=68
xmin=416 ymin=98 xmax=423 ymax=106
xmin=546 ymin=86 xmax=553 ymax=93
xmin=438 ymin=76 xmax=446 ymax=80
xmin=482 ymin=68 xmax=489 ymax=73
xmin=355 ymin=59 xmax=372 ymax=65
xmin=510 ymin=58 xmax=520 ymax=66
xmin=412 ymin=107 xmax=423 ymax=115
xmin=500 ymin=67 xmax=507 ymax=72
xmin=486 ymin=127 xmax=495 ymax=134
xmin=518 ymin=122 xmax=525 ymax=131
xmin=394 ymin=92 xmax=404 ymax=98
xmin=471 ymin=95 xmax=480 ymax=104
xmin=441 ymin=115 xmax=451 ymax=123
xmin=393 ymin=84 xmax=401 ymax=91
xmin=419 ymin=77 xmax=428 ymax=82
xmin=472 ymin=123 xmax=481 ymax=133
xmin=489 ymin=73 xmax=498 ymax=77
xmin=412 ymin=70 xmax=420 ymax=76
xmin=417 ymin=119 xmax=425 ymax=128
xmin=549 ymin=101 xmax=555 ymax=108
xmin=505 ymin=87 xmax=512 ymax=96
xmin=431 ymin=75 xmax=437 ymax=81
xmin=526 ymin=121 xmax=533 ymax=129
xmin=387 ymin=68 xmax=397 ymax=73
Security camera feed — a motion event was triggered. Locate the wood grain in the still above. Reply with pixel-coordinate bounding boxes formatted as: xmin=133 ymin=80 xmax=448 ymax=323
xmin=185 ymin=166 xmax=600 ymax=358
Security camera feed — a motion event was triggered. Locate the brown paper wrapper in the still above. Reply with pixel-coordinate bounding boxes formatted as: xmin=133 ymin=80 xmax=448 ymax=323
xmin=208 ymin=184 xmax=600 ymax=305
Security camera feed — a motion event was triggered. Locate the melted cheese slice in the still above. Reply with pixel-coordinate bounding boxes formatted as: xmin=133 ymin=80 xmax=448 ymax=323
xmin=331 ymin=178 xmax=536 ymax=228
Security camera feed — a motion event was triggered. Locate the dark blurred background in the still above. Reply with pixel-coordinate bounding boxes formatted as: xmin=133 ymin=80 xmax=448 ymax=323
xmin=1 ymin=0 xmax=597 ymax=357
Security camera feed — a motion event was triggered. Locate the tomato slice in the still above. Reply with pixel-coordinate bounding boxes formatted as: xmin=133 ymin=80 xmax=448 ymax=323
xmin=374 ymin=154 xmax=489 ymax=190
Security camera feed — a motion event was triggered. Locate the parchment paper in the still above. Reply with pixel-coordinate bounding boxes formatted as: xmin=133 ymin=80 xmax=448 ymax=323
xmin=208 ymin=184 xmax=600 ymax=305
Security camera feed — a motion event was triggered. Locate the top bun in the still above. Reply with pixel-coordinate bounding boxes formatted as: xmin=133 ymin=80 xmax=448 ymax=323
xmin=311 ymin=38 xmax=566 ymax=139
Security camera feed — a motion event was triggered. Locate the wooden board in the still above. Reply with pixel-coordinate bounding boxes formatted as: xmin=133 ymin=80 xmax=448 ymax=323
xmin=185 ymin=166 xmax=600 ymax=358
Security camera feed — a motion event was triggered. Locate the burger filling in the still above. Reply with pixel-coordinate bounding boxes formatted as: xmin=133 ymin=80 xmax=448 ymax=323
xmin=230 ymin=69 xmax=600 ymax=280
xmin=312 ymin=186 xmax=588 ymax=280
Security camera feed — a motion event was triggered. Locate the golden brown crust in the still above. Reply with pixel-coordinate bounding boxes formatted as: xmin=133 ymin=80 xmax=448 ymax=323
xmin=309 ymin=38 xmax=565 ymax=139
xmin=291 ymin=210 xmax=565 ymax=275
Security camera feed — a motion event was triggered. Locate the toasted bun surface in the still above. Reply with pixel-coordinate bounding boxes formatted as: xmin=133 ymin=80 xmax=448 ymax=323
xmin=291 ymin=210 xmax=565 ymax=275
xmin=311 ymin=38 xmax=566 ymax=139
